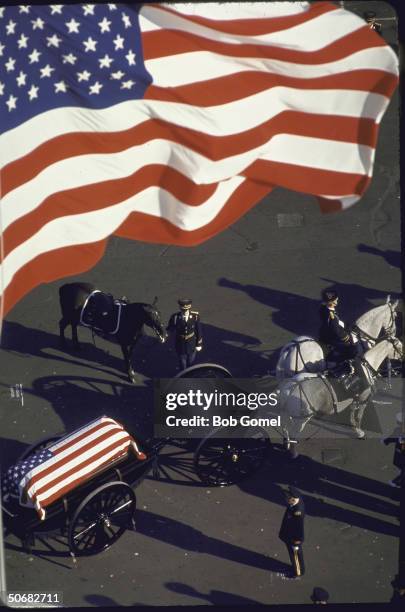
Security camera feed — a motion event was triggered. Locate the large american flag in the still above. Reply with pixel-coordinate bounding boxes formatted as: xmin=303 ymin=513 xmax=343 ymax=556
xmin=0 ymin=3 xmax=399 ymax=316
xmin=1 ymin=416 xmax=143 ymax=520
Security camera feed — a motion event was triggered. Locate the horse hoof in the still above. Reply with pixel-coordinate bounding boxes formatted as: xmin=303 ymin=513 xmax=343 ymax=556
xmin=355 ymin=428 xmax=365 ymax=439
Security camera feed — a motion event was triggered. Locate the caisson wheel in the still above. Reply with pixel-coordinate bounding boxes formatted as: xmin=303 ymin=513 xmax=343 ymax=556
xmin=194 ymin=426 xmax=270 ymax=486
xmin=68 ymin=482 xmax=136 ymax=556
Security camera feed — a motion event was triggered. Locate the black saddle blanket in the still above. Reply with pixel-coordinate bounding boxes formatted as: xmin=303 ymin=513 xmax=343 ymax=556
xmin=80 ymin=291 xmax=125 ymax=334
xmin=328 ymin=359 xmax=369 ymax=402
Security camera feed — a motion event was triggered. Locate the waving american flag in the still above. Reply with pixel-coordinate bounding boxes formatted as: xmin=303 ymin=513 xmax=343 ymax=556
xmin=1 ymin=416 xmax=143 ymax=520
xmin=0 ymin=3 xmax=399 ymax=315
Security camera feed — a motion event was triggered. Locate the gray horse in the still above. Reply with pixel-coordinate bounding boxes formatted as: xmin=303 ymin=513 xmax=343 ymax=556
xmin=276 ymin=297 xmax=399 ymax=380
xmin=278 ymin=336 xmax=403 ymax=456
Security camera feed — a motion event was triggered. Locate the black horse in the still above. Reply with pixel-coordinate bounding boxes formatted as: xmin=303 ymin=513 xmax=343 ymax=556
xmin=58 ymin=283 xmax=167 ymax=383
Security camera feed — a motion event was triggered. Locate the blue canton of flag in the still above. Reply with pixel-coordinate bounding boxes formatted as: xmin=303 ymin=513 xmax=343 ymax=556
xmin=0 ymin=3 xmax=151 ymax=132
xmin=1 ymin=448 xmax=54 ymax=499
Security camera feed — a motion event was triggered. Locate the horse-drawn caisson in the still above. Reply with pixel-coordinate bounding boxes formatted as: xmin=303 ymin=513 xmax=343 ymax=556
xmin=5 ymin=291 xmax=398 ymax=557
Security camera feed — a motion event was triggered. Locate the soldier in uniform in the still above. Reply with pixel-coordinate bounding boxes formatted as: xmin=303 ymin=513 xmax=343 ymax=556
xmin=167 ymin=299 xmax=203 ymax=370
xmin=382 ymin=413 xmax=405 ymax=488
xmin=279 ymin=486 xmax=305 ymax=578
xmin=319 ymin=289 xmax=358 ymax=361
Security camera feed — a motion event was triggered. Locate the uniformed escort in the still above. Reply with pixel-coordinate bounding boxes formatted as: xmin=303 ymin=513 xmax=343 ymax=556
xmin=319 ymin=289 xmax=357 ymax=361
xmin=279 ymin=486 xmax=305 ymax=578
xmin=382 ymin=413 xmax=405 ymax=488
xmin=167 ymin=299 xmax=203 ymax=370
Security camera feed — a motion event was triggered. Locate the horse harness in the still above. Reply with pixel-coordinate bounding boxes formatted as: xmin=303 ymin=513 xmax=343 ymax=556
xmin=351 ymin=302 xmax=396 ymax=345
xmin=80 ymin=290 xmax=127 ymax=335
xmin=285 ymin=360 xmax=371 ymax=417
xmin=287 ymin=338 xmax=319 ymax=375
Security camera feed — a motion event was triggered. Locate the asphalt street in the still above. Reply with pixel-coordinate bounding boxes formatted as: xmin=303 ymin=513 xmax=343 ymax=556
xmin=0 ymin=1 xmax=402 ymax=607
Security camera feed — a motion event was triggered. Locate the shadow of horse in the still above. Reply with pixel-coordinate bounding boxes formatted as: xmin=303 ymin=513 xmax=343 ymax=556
xmin=1 ymin=319 xmax=273 ymax=382
xmin=218 ymin=277 xmax=398 ymax=338
xmin=357 ymin=244 xmax=401 ymax=269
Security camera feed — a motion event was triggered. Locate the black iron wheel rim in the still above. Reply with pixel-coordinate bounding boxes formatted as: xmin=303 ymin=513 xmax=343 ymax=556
xmin=194 ymin=430 xmax=270 ymax=486
xmin=69 ymin=483 xmax=135 ymax=556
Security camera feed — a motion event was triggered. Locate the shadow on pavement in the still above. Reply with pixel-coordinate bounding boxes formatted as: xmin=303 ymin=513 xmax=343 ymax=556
xmin=0 ymin=318 xmax=273 ymax=381
xmin=239 ymin=448 xmax=399 ymax=537
xmin=135 ymin=509 xmax=290 ymax=573
xmin=218 ymin=277 xmax=398 ymax=338
xmin=357 ymin=244 xmax=401 ymax=269
xmin=165 ymin=581 xmax=262 ymax=605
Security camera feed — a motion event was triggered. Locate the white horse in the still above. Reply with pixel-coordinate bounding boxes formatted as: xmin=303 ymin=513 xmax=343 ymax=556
xmin=276 ymin=296 xmax=399 ymax=380
xmin=278 ymin=337 xmax=403 ymax=455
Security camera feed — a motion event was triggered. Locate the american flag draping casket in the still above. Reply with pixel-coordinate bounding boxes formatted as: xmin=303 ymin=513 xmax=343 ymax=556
xmin=1 ymin=416 xmax=146 ymax=520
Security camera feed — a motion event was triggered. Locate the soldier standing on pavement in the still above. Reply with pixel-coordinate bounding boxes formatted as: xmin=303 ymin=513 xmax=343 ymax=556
xmin=382 ymin=412 xmax=405 ymax=488
xmin=279 ymin=486 xmax=306 ymax=578
xmin=167 ymin=299 xmax=203 ymax=370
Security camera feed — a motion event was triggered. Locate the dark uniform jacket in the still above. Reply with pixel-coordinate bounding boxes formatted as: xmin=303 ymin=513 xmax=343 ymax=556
xmin=319 ymin=304 xmax=351 ymax=347
xmin=279 ymin=499 xmax=305 ymax=544
xmin=167 ymin=310 xmax=202 ymax=355
xmin=384 ymin=436 xmax=405 ymax=470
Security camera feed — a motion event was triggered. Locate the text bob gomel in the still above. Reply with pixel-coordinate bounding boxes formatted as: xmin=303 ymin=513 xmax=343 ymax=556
xmin=166 ymin=415 xmax=281 ymax=428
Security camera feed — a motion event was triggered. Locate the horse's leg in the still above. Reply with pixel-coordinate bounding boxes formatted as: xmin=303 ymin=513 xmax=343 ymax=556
xmin=350 ymin=400 xmax=367 ymax=439
xmin=59 ymin=317 xmax=69 ymax=348
xmin=121 ymin=343 xmax=137 ymax=383
xmin=71 ymin=322 xmax=81 ymax=351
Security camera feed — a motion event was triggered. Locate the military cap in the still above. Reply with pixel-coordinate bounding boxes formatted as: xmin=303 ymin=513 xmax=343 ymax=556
xmin=322 ymin=289 xmax=338 ymax=303
xmin=311 ymin=587 xmax=330 ymax=603
xmin=178 ymin=298 xmax=192 ymax=309
xmin=287 ymin=486 xmax=301 ymax=498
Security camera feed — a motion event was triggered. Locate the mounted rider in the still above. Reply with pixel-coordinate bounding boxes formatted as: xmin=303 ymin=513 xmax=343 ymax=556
xmin=319 ymin=290 xmax=358 ymax=362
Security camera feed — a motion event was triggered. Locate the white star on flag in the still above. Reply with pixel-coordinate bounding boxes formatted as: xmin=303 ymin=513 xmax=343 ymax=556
xmin=110 ymin=70 xmax=124 ymax=80
xmin=62 ymin=53 xmax=77 ymax=65
xmin=47 ymin=34 xmax=62 ymax=48
xmin=113 ymin=34 xmax=124 ymax=50
xmin=5 ymin=57 xmax=16 ymax=72
xmin=83 ymin=37 xmax=97 ymax=52
xmin=31 ymin=17 xmax=44 ymax=30
xmin=122 ymin=13 xmax=131 ymax=29
xmin=54 ymin=80 xmax=67 ymax=93
xmin=16 ymin=71 xmax=27 ymax=87
xmin=98 ymin=17 xmax=111 ymax=33
xmin=108 ymin=3 xmax=117 ymax=10
xmin=77 ymin=70 xmax=91 ymax=82
xmin=0 ymin=82 xmax=5 ymax=95
xmin=50 ymin=5 xmax=64 ymax=15
xmin=99 ymin=54 xmax=113 ymax=69
xmin=0 ymin=43 xmax=5 ymax=56
xmin=6 ymin=20 xmax=17 ymax=35
xmin=120 ymin=80 xmax=135 ymax=90
xmin=28 ymin=49 xmax=41 ymax=63
xmin=65 ymin=18 xmax=80 ymax=34
xmin=17 ymin=33 xmax=29 ymax=48
xmin=40 ymin=64 xmax=54 ymax=78
xmin=89 ymin=81 xmax=103 ymax=95
xmin=83 ymin=5 xmax=95 ymax=16
xmin=19 ymin=5 xmax=31 ymax=13
xmin=126 ymin=50 xmax=136 ymax=66
xmin=6 ymin=94 xmax=17 ymax=111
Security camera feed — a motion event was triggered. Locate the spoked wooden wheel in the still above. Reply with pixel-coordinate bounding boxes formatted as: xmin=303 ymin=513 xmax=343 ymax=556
xmin=194 ymin=426 xmax=271 ymax=486
xmin=175 ymin=363 xmax=232 ymax=379
xmin=68 ymin=482 xmax=136 ymax=556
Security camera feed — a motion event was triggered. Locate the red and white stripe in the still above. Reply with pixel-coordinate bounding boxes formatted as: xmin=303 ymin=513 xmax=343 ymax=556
xmin=0 ymin=2 xmax=398 ymax=316
xmin=18 ymin=417 xmax=135 ymax=520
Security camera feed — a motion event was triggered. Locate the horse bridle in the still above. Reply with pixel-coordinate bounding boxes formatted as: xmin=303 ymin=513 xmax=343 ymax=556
xmin=352 ymin=302 xmax=397 ymax=344
xmin=360 ymin=335 xmax=403 ymax=383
